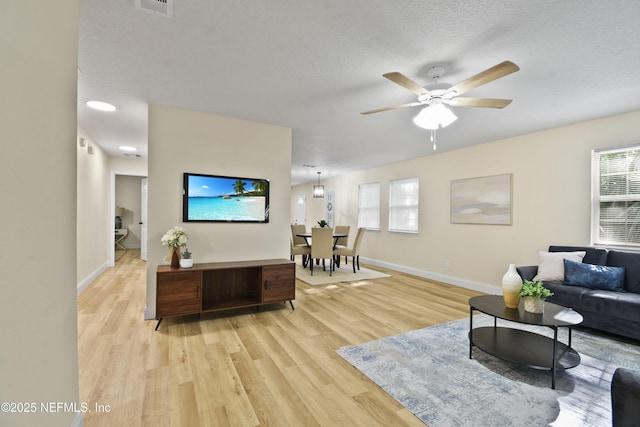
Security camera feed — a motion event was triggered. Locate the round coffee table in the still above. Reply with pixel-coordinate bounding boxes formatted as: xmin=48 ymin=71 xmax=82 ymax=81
xmin=468 ymin=295 xmax=583 ymax=389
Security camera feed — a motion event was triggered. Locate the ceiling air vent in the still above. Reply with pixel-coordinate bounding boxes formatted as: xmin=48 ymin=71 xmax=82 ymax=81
xmin=134 ymin=0 xmax=173 ymax=17
xmin=124 ymin=153 xmax=142 ymax=158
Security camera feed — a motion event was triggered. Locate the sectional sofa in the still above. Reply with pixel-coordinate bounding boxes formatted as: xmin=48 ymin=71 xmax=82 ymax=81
xmin=516 ymin=245 xmax=640 ymax=341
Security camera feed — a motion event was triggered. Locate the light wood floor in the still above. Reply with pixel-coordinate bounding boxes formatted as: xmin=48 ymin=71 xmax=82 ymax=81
xmin=78 ymin=250 xmax=483 ymax=426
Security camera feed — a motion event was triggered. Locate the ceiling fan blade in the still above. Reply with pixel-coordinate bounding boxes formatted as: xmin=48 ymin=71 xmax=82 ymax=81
xmin=383 ymin=72 xmax=429 ymax=96
xmin=361 ymin=101 xmax=423 ymax=115
xmin=446 ymin=97 xmax=513 ymax=109
xmin=445 ymin=61 xmax=519 ymax=97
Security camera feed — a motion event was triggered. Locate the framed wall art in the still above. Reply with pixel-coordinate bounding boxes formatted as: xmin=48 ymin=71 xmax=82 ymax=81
xmin=450 ymin=173 xmax=512 ymax=225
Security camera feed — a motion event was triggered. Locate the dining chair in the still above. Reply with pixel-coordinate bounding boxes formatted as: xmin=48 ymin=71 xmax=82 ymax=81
xmin=291 ymin=224 xmax=308 ymax=246
xmin=310 ymin=227 xmax=334 ymax=276
xmin=334 ymin=225 xmax=350 ymax=247
xmin=333 ymin=225 xmax=350 ymax=267
xmin=290 ymin=237 xmax=310 ymax=266
xmin=290 ymin=224 xmax=310 ymax=266
xmin=333 ymin=227 xmax=365 ymax=273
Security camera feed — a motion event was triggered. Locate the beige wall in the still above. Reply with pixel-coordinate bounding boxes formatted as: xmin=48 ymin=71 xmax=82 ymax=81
xmin=0 ymin=2 xmax=81 ymax=427
xmin=109 ymin=156 xmax=148 ymax=176
xmin=292 ymin=111 xmax=640 ymax=292
xmin=77 ymin=128 xmax=111 ymax=284
xmin=146 ymin=105 xmax=292 ymax=318
xmin=77 ymin=132 xmax=148 ymax=289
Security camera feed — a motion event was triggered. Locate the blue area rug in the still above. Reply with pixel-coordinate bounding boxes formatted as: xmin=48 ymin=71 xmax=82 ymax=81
xmin=337 ymin=315 xmax=640 ymax=427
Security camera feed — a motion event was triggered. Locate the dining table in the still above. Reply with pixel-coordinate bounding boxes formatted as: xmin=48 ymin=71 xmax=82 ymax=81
xmin=295 ymin=232 xmax=348 ymax=249
xmin=296 ymin=231 xmax=349 ymax=269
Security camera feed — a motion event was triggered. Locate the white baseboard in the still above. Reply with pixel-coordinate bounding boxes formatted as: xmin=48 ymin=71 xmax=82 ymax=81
xmin=77 ymin=261 xmax=110 ymax=295
xmin=144 ymin=306 xmax=156 ymax=320
xmin=71 ymin=411 xmax=84 ymax=427
xmin=361 ymin=257 xmax=499 ymax=295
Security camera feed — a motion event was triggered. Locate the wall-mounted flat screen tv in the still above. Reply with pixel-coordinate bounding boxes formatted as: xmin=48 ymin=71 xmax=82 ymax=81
xmin=183 ymin=173 xmax=269 ymax=223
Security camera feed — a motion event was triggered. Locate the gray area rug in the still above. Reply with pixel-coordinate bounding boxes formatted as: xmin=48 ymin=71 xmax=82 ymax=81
xmin=337 ymin=315 xmax=640 ymax=427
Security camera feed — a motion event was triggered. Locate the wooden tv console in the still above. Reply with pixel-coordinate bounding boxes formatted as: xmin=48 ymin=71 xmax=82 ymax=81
xmin=155 ymin=258 xmax=295 ymax=330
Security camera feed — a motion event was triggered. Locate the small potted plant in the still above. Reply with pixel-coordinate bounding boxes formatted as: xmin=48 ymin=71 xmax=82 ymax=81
xmin=519 ymin=280 xmax=554 ymax=313
xmin=180 ymin=248 xmax=193 ymax=269
xmin=317 ymin=220 xmax=329 ymax=228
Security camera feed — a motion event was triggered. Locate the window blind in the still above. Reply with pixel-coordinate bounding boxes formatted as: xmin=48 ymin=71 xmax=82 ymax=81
xmin=592 ymin=146 xmax=640 ymax=247
xmin=358 ymin=182 xmax=380 ymax=230
xmin=388 ymin=177 xmax=419 ymax=233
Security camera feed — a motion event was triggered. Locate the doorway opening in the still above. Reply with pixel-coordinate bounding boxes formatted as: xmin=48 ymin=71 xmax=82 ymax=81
xmin=111 ymin=172 xmax=148 ymax=265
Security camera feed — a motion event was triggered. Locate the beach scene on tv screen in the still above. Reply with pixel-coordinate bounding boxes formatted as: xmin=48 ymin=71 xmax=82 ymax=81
xmin=187 ymin=175 xmax=267 ymax=221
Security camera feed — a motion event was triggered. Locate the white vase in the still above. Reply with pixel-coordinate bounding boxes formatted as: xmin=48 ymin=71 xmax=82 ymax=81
xmin=502 ymin=263 xmax=523 ymax=308
xmin=180 ymin=258 xmax=193 ymax=269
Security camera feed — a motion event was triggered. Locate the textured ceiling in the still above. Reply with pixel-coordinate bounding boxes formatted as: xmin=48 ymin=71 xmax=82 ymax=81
xmin=77 ymin=0 xmax=640 ymax=185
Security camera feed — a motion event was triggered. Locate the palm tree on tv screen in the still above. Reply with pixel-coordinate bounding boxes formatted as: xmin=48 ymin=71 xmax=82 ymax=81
xmin=233 ymin=180 xmax=247 ymax=195
xmin=252 ymin=180 xmax=267 ymax=195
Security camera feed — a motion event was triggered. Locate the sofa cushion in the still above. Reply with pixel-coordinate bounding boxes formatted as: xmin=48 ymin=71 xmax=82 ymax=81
xmin=549 ymin=245 xmax=609 ymax=265
xmin=563 ymin=259 xmax=625 ymax=291
xmin=516 ymin=265 xmax=538 ymax=282
xmin=607 ymin=250 xmax=640 ymax=294
xmin=581 ymin=289 xmax=640 ymax=324
xmin=533 ymin=251 xmax=586 ymax=281
xmin=612 ymin=368 xmax=640 ymax=427
xmin=544 ymin=281 xmax=589 ymax=310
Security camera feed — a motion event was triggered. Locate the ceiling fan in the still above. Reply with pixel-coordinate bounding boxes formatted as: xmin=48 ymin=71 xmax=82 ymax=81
xmin=361 ymin=60 xmax=520 ymax=117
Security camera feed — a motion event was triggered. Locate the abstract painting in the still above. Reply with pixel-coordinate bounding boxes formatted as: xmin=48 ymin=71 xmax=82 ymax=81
xmin=450 ymin=173 xmax=512 ymax=225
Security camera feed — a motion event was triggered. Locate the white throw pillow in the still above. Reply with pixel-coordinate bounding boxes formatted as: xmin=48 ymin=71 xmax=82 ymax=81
xmin=533 ymin=251 xmax=587 ymax=281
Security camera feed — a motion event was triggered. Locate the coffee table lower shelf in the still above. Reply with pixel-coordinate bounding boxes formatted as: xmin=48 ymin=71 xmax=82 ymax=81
xmin=470 ymin=326 xmax=581 ymax=371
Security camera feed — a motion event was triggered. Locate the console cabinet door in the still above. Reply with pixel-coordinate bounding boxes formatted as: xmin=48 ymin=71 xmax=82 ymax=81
xmin=156 ymin=271 xmax=202 ymax=317
xmin=262 ymin=264 xmax=295 ymax=303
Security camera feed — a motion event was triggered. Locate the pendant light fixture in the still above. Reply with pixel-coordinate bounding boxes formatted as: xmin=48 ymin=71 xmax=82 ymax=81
xmin=313 ymin=171 xmax=325 ymax=198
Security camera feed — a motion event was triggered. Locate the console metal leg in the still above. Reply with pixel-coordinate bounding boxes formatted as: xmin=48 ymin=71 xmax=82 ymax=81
xmin=289 ymin=300 xmax=295 ymax=310
xmin=155 ymin=318 xmax=163 ymax=331
xmin=469 ymin=306 xmax=474 ymax=359
xmin=552 ymin=327 xmax=558 ymax=389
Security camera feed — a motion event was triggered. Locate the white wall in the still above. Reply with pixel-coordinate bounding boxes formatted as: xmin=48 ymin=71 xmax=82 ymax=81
xmin=77 ymin=128 xmax=111 ymax=285
xmin=145 ymin=105 xmax=292 ymax=318
xmin=0 ymin=2 xmax=80 ymax=427
xmin=292 ymin=111 xmax=640 ymax=292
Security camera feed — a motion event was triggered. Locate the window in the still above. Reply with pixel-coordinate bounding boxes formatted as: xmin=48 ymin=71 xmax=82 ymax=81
xmin=358 ymin=182 xmax=380 ymax=230
xmin=591 ymin=146 xmax=640 ymax=248
xmin=389 ymin=177 xmax=419 ymax=233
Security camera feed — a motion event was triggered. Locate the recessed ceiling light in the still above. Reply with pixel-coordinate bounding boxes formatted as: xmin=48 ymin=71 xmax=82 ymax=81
xmin=86 ymin=100 xmax=116 ymax=112
xmin=119 ymin=145 xmax=137 ymax=152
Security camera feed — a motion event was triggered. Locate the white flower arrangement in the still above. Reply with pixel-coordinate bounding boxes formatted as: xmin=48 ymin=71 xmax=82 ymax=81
xmin=161 ymin=226 xmax=188 ymax=249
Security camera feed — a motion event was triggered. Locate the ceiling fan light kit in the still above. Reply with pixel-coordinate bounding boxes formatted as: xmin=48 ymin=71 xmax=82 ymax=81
xmin=362 ymin=61 xmax=519 ymax=149
xmin=413 ymin=103 xmax=458 ymax=130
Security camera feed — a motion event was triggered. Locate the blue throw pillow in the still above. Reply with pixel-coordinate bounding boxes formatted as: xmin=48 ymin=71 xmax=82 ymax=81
xmin=563 ymin=259 xmax=625 ymax=291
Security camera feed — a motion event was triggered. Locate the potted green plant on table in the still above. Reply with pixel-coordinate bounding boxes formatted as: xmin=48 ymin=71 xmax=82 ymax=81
xmin=317 ymin=220 xmax=329 ymax=228
xmin=519 ymin=280 xmax=554 ymax=314
xmin=180 ymin=248 xmax=193 ymax=269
